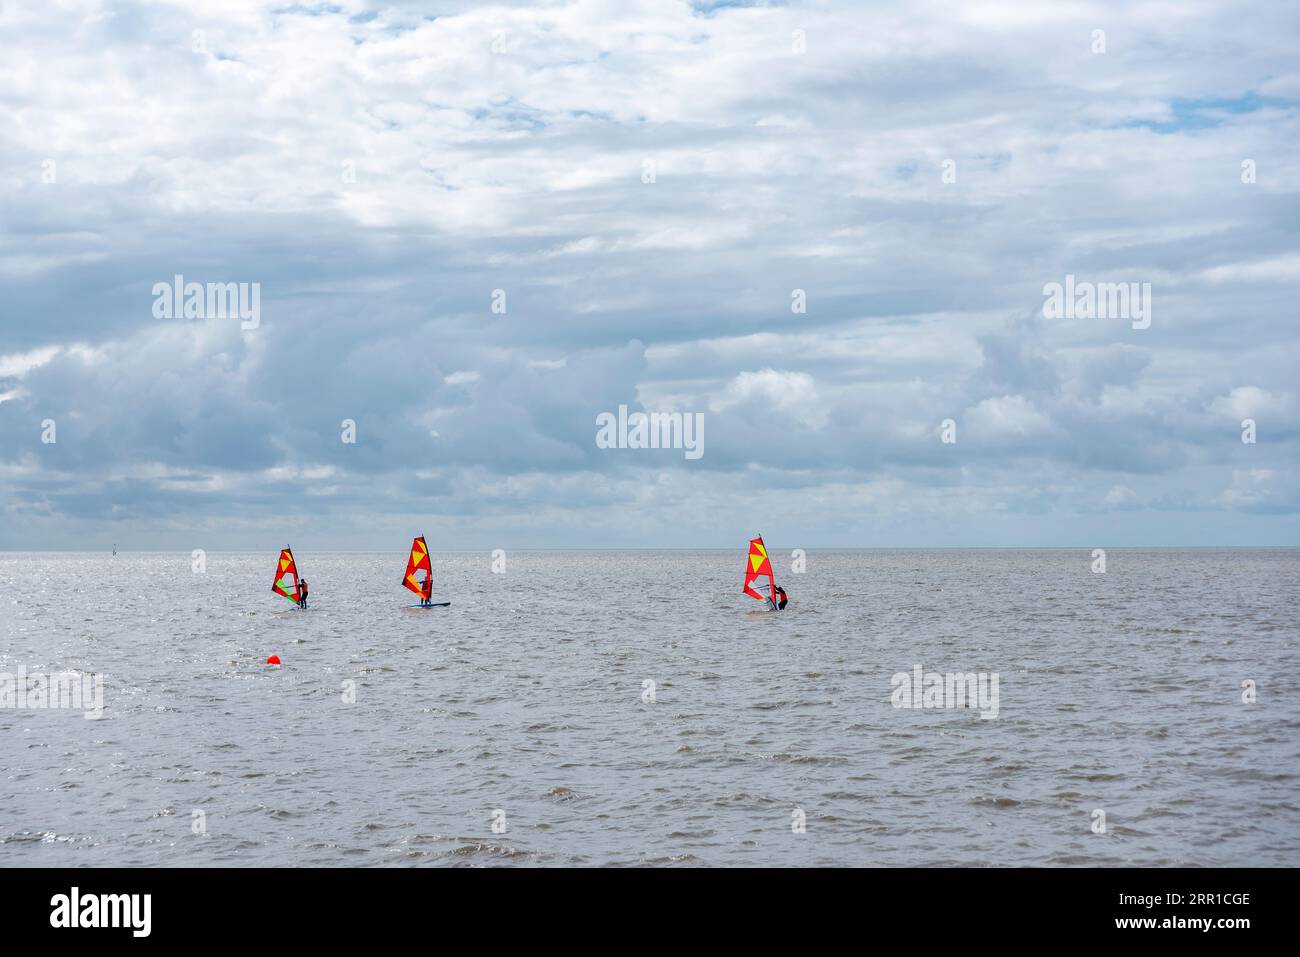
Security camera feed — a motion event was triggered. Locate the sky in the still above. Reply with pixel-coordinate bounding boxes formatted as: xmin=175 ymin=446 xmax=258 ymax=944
xmin=1 ymin=0 xmax=1297 ymax=550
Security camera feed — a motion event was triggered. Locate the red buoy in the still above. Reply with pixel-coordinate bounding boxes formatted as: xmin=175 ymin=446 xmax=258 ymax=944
xmin=266 ymin=654 xmax=281 ymax=666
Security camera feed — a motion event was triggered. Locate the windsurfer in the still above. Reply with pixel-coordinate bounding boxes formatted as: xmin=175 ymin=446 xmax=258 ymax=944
xmin=298 ymin=578 xmax=309 ymax=608
xmin=420 ymin=572 xmax=432 ymax=606
xmin=775 ymin=586 xmax=788 ymax=610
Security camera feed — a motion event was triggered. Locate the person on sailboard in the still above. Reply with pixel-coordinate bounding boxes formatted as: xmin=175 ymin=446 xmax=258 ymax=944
xmin=775 ymin=585 xmax=788 ymax=610
xmin=298 ymin=578 xmax=309 ymax=609
xmin=420 ymin=571 xmax=433 ymax=607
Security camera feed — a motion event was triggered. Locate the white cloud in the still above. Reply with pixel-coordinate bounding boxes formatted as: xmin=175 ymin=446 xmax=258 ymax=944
xmin=0 ymin=345 xmax=60 ymax=378
xmin=1 ymin=0 xmax=1298 ymax=547
xmin=1104 ymin=484 xmax=1137 ymax=505
xmin=710 ymin=369 xmax=828 ymax=429
xmin=964 ymin=395 xmax=1053 ymax=438
xmin=1199 ymin=254 xmax=1300 ymax=284
xmin=1208 ymin=386 xmax=1293 ymax=420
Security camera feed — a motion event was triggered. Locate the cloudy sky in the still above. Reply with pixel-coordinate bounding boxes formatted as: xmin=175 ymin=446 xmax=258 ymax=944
xmin=1 ymin=0 xmax=1297 ymax=549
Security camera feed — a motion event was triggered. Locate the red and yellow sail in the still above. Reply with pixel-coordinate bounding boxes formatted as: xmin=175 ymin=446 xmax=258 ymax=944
xmin=742 ymin=535 xmax=777 ymax=605
xmin=272 ymin=546 xmax=300 ymax=603
xmin=402 ymin=535 xmax=432 ymax=598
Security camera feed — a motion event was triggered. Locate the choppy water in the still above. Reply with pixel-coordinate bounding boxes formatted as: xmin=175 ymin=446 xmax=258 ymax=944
xmin=1 ymin=548 xmax=1297 ymax=867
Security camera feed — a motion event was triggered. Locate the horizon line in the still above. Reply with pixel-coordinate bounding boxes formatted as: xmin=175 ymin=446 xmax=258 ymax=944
xmin=2 ymin=545 xmax=1297 ymax=552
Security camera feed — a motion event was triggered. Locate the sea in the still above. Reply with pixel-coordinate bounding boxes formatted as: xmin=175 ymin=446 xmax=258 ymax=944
xmin=2 ymin=548 xmax=1296 ymax=867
